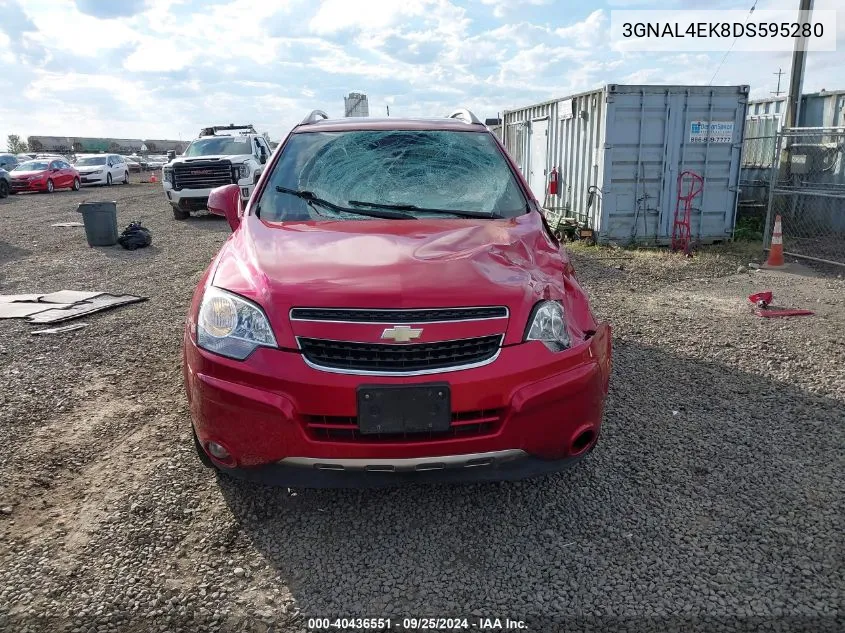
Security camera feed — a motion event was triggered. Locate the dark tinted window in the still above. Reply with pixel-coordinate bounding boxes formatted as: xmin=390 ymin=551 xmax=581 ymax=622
xmin=257 ymin=130 xmax=526 ymax=221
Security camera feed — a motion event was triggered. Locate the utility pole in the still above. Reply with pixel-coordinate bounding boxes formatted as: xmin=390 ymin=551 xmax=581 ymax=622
xmin=772 ymin=68 xmax=785 ymax=96
xmin=386 ymin=105 xmax=390 ymax=117
xmin=785 ymin=0 xmax=813 ymax=128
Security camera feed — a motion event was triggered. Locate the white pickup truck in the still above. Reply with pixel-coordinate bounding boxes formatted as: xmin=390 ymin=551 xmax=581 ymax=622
xmin=162 ymin=124 xmax=271 ymax=220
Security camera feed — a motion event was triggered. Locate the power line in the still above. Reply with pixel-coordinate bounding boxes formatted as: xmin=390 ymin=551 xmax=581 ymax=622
xmin=709 ymin=0 xmax=759 ymax=85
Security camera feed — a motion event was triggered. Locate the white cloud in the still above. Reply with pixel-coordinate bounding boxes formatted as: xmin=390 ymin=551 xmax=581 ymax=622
xmin=309 ymin=0 xmax=428 ymax=34
xmin=1 ymin=0 xmax=844 ymax=148
xmin=555 ymin=9 xmax=607 ymax=47
xmin=480 ymin=0 xmax=551 ymax=19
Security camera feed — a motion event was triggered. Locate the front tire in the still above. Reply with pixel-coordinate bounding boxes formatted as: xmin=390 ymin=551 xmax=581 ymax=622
xmin=123 ymin=171 xmax=129 ymax=185
xmin=0 ymin=180 xmax=8 ymax=198
xmin=72 ymin=177 xmax=80 ymax=191
xmin=46 ymin=179 xmax=54 ymax=193
xmin=106 ymin=173 xmax=112 ymax=186
xmin=172 ymin=205 xmax=190 ymax=220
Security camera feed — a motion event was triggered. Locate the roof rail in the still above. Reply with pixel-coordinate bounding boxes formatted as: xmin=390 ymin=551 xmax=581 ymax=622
xmin=301 ymin=110 xmax=330 ymax=125
xmin=447 ymin=108 xmax=482 ymax=125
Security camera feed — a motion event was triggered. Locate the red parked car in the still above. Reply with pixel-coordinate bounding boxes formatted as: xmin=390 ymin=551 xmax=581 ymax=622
xmin=184 ymin=109 xmax=612 ymax=487
xmin=9 ymin=158 xmax=80 ymax=194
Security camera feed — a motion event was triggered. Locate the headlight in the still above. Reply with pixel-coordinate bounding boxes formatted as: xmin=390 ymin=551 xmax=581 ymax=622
xmin=197 ymin=287 xmax=277 ymax=360
xmin=237 ymin=164 xmax=250 ymax=179
xmin=525 ymin=300 xmax=570 ymax=352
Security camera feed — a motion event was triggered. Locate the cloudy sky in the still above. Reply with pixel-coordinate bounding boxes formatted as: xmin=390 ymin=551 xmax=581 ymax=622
xmin=0 ymin=0 xmax=842 ymax=147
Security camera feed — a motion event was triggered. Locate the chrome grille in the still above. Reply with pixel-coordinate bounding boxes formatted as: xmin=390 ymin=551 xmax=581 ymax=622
xmin=298 ymin=335 xmax=502 ymax=374
xmin=173 ymin=161 xmax=234 ymax=190
xmin=290 ymin=307 xmax=508 ymax=323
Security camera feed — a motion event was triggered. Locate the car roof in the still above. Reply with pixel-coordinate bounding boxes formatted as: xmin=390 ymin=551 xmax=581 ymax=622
xmin=293 ymin=117 xmax=490 ymax=133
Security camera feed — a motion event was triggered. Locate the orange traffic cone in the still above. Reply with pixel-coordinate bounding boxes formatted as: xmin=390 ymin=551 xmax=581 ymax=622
xmin=765 ymin=214 xmax=785 ymax=268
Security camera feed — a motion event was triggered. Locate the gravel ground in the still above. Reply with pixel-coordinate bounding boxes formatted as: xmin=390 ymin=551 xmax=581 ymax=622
xmin=0 ymin=182 xmax=842 ymax=633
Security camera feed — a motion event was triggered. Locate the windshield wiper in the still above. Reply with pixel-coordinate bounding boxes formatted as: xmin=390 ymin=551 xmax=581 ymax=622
xmin=275 ymin=187 xmax=416 ymax=219
xmin=348 ymin=200 xmax=504 ymax=219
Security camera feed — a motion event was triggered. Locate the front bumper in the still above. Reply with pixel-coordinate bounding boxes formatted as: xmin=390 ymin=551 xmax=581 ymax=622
xmin=9 ymin=180 xmax=45 ymax=192
xmin=224 ymin=450 xmax=590 ymax=488
xmin=164 ymin=181 xmax=254 ymax=208
xmin=80 ymin=173 xmax=107 ymax=185
xmin=184 ymin=323 xmax=611 ymax=487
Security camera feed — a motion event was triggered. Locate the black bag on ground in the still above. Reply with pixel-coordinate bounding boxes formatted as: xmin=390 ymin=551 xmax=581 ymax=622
xmin=117 ymin=222 xmax=152 ymax=250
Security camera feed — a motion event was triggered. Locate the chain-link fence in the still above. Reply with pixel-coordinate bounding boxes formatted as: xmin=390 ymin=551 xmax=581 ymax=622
xmin=764 ymin=127 xmax=845 ymax=266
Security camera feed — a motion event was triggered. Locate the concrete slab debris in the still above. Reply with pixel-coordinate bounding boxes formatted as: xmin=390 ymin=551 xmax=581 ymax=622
xmin=0 ymin=290 xmax=146 ymax=324
xmin=0 ymin=302 xmax=73 ymax=319
xmin=0 ymin=294 xmax=45 ymax=304
xmin=27 ymin=294 xmax=146 ymax=324
xmin=39 ymin=291 xmax=103 ymax=304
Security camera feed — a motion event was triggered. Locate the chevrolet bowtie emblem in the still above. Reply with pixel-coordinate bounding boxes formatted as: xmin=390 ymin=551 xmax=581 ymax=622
xmin=381 ymin=325 xmax=423 ymax=343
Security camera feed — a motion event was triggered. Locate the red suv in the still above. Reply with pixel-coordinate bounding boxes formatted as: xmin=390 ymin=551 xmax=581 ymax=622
xmin=183 ymin=109 xmax=611 ymax=487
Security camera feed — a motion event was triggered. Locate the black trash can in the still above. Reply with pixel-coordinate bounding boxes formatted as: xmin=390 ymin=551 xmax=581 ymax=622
xmin=76 ymin=201 xmax=118 ymax=247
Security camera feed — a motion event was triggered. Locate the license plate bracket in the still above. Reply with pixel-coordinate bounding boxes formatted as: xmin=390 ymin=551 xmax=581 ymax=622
xmin=357 ymin=383 xmax=451 ymax=435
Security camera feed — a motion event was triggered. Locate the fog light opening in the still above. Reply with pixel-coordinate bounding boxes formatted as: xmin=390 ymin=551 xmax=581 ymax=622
xmin=571 ymin=429 xmax=596 ymax=455
xmin=206 ymin=441 xmax=235 ymax=466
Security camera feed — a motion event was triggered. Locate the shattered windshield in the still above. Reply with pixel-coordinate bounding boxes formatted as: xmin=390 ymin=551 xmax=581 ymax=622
xmin=258 ymin=130 xmax=527 ymax=221
xmin=184 ymin=137 xmax=251 ymax=157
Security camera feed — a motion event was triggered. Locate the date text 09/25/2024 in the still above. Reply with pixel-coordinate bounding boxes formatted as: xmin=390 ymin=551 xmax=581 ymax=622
xmin=307 ymin=617 xmax=528 ymax=631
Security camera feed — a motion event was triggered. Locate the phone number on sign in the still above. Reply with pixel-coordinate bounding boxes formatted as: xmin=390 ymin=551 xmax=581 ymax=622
xmin=622 ymin=22 xmax=824 ymax=39
xmin=308 ymin=618 xmax=472 ymax=630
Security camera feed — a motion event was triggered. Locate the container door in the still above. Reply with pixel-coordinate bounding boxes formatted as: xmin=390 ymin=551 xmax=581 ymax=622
xmin=528 ymin=119 xmax=549 ymax=201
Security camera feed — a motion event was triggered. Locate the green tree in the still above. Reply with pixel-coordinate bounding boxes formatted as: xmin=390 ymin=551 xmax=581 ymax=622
xmin=7 ymin=135 xmax=28 ymax=153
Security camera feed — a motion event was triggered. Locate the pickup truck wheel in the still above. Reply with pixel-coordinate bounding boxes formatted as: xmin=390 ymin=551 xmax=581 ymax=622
xmin=172 ymin=205 xmax=190 ymax=220
xmin=192 ymin=428 xmax=215 ymax=469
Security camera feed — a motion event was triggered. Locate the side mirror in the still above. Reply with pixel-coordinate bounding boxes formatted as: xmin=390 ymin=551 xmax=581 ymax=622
xmin=167 ymin=150 xmax=176 ymax=161
xmin=259 ymin=148 xmax=268 ymax=165
xmin=208 ymin=183 xmax=241 ymax=231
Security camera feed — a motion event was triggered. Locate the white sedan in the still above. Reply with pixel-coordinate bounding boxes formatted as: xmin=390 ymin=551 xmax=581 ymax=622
xmin=74 ymin=154 xmax=130 ymax=186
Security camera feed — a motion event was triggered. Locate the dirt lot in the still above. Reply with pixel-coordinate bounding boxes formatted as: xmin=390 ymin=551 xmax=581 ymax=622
xmin=0 ymin=181 xmax=843 ymax=633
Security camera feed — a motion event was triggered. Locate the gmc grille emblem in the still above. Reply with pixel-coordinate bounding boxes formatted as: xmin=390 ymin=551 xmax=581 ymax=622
xmin=189 ymin=169 xmax=213 ymax=175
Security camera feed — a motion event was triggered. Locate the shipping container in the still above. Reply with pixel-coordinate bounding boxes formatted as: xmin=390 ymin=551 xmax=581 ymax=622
xmin=740 ymin=89 xmax=845 ymax=206
xmin=502 ymin=84 xmax=749 ymax=245
xmin=746 ymin=89 xmax=845 ymax=128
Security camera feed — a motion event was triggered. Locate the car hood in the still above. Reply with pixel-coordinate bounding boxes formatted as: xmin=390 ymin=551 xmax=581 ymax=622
xmin=212 ymin=211 xmax=598 ymax=347
xmin=10 ymin=170 xmax=46 ymax=178
xmin=75 ymin=166 xmax=103 ymax=173
xmin=173 ymin=155 xmax=250 ymax=164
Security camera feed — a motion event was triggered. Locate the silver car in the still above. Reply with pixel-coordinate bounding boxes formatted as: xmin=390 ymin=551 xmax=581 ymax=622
xmin=0 ymin=168 xmax=11 ymax=198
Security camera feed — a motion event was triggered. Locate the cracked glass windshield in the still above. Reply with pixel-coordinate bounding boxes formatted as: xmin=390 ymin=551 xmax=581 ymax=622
xmin=258 ymin=130 xmax=527 ymax=221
